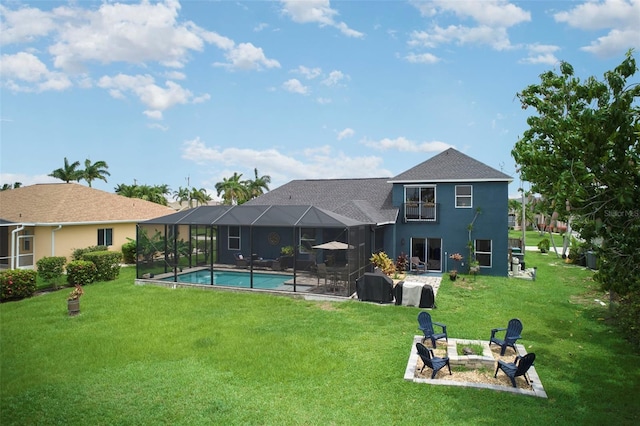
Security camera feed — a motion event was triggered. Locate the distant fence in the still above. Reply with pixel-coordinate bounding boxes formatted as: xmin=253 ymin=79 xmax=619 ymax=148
xmin=508 ymin=238 xmax=523 ymax=251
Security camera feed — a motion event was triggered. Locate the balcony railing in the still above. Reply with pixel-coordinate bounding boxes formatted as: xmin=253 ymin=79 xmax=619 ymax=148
xmin=404 ymin=202 xmax=438 ymax=222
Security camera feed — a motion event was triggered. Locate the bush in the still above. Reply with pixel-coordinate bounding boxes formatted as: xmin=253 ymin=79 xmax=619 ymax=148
xmin=82 ymin=251 xmax=122 ymax=281
xmin=0 ymin=269 xmax=37 ymax=301
xmin=66 ymin=260 xmax=97 ymax=286
xmin=36 ymin=256 xmax=67 ymax=288
xmin=616 ymin=292 xmax=640 ymax=350
xmin=121 ymin=239 xmax=136 ymax=264
xmin=395 ymin=252 xmax=408 ymax=273
xmin=537 ymin=238 xmax=550 ymax=253
xmin=71 ymin=245 xmax=108 ymax=261
xmin=370 ymin=251 xmax=396 ymax=276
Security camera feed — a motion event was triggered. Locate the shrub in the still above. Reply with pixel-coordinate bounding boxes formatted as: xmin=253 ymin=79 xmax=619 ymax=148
xmin=537 ymin=238 xmax=550 ymax=253
xmin=71 ymin=245 xmax=108 ymax=261
xmin=121 ymin=239 xmax=137 ymax=264
xmin=82 ymin=251 xmax=122 ymax=281
xmin=0 ymin=269 xmax=37 ymax=301
xmin=36 ymin=256 xmax=67 ymax=288
xmin=616 ymin=291 xmax=640 ymax=350
xmin=395 ymin=252 xmax=408 ymax=273
xmin=66 ymin=260 xmax=97 ymax=286
xmin=370 ymin=251 xmax=396 ymax=276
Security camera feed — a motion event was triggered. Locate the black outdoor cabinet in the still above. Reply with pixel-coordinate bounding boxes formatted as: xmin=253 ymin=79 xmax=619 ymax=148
xmin=356 ymin=272 xmax=394 ymax=303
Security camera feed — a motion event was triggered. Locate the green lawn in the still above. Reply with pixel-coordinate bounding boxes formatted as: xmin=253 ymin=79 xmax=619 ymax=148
xmin=2 ymin=253 xmax=639 ymax=425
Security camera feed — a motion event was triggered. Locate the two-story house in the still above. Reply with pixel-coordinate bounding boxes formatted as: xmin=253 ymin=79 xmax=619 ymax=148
xmin=138 ymin=148 xmax=512 ymax=286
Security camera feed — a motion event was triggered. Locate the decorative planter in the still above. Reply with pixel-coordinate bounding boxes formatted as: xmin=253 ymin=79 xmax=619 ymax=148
xmin=67 ymin=299 xmax=80 ymax=316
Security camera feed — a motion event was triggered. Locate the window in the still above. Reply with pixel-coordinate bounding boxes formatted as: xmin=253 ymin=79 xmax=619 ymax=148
xmin=475 ymin=239 xmax=492 ymax=267
xmin=98 ymin=228 xmax=113 ymax=246
xmin=456 ymin=185 xmax=472 ymax=208
xmin=228 ymin=226 xmax=240 ymax=251
xmin=404 ymin=185 xmax=436 ymax=221
xmin=299 ymin=228 xmax=316 ymax=254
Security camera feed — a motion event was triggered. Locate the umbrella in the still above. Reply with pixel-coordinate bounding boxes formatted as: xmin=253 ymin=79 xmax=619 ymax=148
xmin=312 ymin=240 xmax=353 ymax=250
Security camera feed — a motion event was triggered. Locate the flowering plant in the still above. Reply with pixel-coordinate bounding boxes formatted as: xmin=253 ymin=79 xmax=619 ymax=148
xmin=67 ymin=284 xmax=84 ymax=301
xmin=449 ymin=253 xmax=463 ymax=261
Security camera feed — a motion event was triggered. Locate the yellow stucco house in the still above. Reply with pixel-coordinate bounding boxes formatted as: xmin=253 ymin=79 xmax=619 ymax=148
xmin=0 ymin=183 xmax=175 ymax=270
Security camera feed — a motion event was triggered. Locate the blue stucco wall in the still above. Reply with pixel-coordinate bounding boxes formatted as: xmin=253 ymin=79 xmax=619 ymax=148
xmin=390 ymin=181 xmax=509 ymax=276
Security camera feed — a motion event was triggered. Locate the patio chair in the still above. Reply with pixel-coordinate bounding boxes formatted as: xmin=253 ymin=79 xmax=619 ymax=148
xmin=410 ymin=257 xmax=426 ymax=274
xmin=317 ymin=263 xmax=328 ymax=286
xmin=489 ymin=318 xmax=523 ymax=355
xmin=494 ymin=353 xmax=536 ymax=388
xmin=417 ymin=311 xmax=448 ymax=348
xmin=416 ymin=342 xmax=452 ymax=379
xmin=234 ymin=253 xmax=248 ymax=268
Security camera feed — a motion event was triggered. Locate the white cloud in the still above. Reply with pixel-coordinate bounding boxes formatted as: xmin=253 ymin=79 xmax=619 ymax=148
xmin=405 ymin=52 xmax=440 ymax=64
xmin=361 ymin=137 xmax=453 ymax=152
xmin=408 ymin=0 xmax=530 ymax=51
xmin=322 ymin=70 xmax=348 ymax=86
xmin=280 ymin=0 xmax=364 ymax=38
xmin=519 ymin=44 xmax=560 ymax=65
xmin=254 ymin=23 xmax=269 ymax=32
xmin=0 ymin=52 xmax=71 ymax=92
xmin=295 ymin=65 xmax=322 ymax=79
xmin=282 ymin=78 xmax=309 ymax=95
xmin=181 ymin=137 xmax=388 ymax=184
xmin=0 ymin=5 xmax=57 ymax=45
xmin=97 ymin=73 xmax=208 ymax=119
xmin=316 ymin=97 xmax=332 ymax=104
xmin=216 ymin=42 xmax=281 ymax=71
xmin=337 ymin=128 xmax=355 ymax=140
xmin=554 ymin=0 xmax=640 ymax=57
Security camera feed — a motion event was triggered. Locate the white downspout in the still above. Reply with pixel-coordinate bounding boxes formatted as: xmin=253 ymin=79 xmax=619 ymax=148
xmin=11 ymin=224 xmax=25 ymax=270
xmin=52 ymin=225 xmax=63 ymax=256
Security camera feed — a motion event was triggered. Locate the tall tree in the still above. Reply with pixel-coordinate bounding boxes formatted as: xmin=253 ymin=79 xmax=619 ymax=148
xmin=215 ymin=172 xmax=248 ymax=205
xmin=245 ymin=168 xmax=271 ymax=199
xmin=49 ymin=157 xmax=82 ymax=183
xmin=114 ymin=183 xmax=170 ymax=206
xmin=190 ymin=187 xmax=212 ymax=207
xmin=512 ymin=51 xmax=639 ymax=299
xmin=82 ymin=159 xmax=110 ymax=187
xmin=173 ymin=186 xmax=191 ymax=207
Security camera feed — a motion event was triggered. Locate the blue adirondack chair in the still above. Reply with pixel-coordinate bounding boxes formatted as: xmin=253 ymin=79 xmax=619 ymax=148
xmin=489 ymin=318 xmax=523 ymax=355
xmin=494 ymin=353 xmax=536 ymax=388
xmin=417 ymin=311 xmax=448 ymax=348
xmin=416 ymin=342 xmax=452 ymax=379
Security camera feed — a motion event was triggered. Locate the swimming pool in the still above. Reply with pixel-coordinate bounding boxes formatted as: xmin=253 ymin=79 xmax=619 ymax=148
xmin=161 ymin=270 xmax=291 ymax=289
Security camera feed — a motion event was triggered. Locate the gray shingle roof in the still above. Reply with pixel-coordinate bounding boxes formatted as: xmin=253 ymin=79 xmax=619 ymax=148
xmin=245 ymin=178 xmax=397 ymax=225
xmin=389 ymin=148 xmax=513 ymax=182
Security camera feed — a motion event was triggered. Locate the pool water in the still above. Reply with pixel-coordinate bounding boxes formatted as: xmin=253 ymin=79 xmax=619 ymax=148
xmin=162 ymin=270 xmax=291 ymax=289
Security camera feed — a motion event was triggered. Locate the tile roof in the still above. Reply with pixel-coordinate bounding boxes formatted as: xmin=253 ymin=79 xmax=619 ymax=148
xmin=0 ymin=183 xmax=175 ymax=224
xmin=245 ymin=177 xmax=397 ymax=225
xmin=389 ymin=148 xmax=513 ymax=182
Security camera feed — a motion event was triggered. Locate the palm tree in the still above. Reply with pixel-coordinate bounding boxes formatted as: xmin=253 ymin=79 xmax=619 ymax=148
xmin=83 ymin=159 xmax=110 ymax=187
xmin=215 ymin=172 xmax=249 ymax=205
xmin=245 ymin=168 xmax=271 ymax=200
xmin=190 ymin=187 xmax=212 ymax=207
xmin=49 ymin=157 xmax=82 ymax=183
xmin=173 ymin=186 xmax=191 ymax=207
xmin=114 ymin=183 xmax=138 ymax=198
xmin=115 ymin=183 xmax=170 ymax=206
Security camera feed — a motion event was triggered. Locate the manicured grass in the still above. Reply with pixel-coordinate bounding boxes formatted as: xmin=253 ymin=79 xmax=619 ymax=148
xmin=509 ymin=229 xmax=565 ymax=249
xmin=2 ymin=256 xmax=639 ymax=425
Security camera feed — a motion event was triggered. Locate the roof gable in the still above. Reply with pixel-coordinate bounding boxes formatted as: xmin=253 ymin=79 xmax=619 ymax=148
xmin=389 ymin=148 xmax=513 ymax=182
xmin=0 ymin=183 xmax=175 ymax=224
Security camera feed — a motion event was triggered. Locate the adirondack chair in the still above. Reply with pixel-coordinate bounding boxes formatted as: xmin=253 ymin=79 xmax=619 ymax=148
xmin=410 ymin=257 xmax=426 ymax=274
xmin=417 ymin=311 xmax=448 ymax=348
xmin=494 ymin=353 xmax=536 ymax=388
xmin=489 ymin=318 xmax=523 ymax=355
xmin=416 ymin=342 xmax=452 ymax=379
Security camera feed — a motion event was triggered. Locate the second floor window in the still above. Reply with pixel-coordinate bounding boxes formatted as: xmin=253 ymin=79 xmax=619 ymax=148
xmin=455 ymin=185 xmax=472 ymax=208
xmin=404 ymin=186 xmax=436 ymax=221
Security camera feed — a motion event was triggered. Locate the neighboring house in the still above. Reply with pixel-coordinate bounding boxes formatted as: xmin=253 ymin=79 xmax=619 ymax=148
xmin=249 ymin=148 xmax=512 ymax=276
xmin=0 ymin=183 xmax=175 ymax=270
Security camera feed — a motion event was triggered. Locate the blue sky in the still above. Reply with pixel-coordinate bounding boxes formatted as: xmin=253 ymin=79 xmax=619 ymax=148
xmin=1 ymin=0 xmax=639 ymax=199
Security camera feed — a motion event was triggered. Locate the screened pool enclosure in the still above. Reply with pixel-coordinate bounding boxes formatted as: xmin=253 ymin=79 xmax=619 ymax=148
xmin=136 ymin=205 xmax=373 ymax=295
